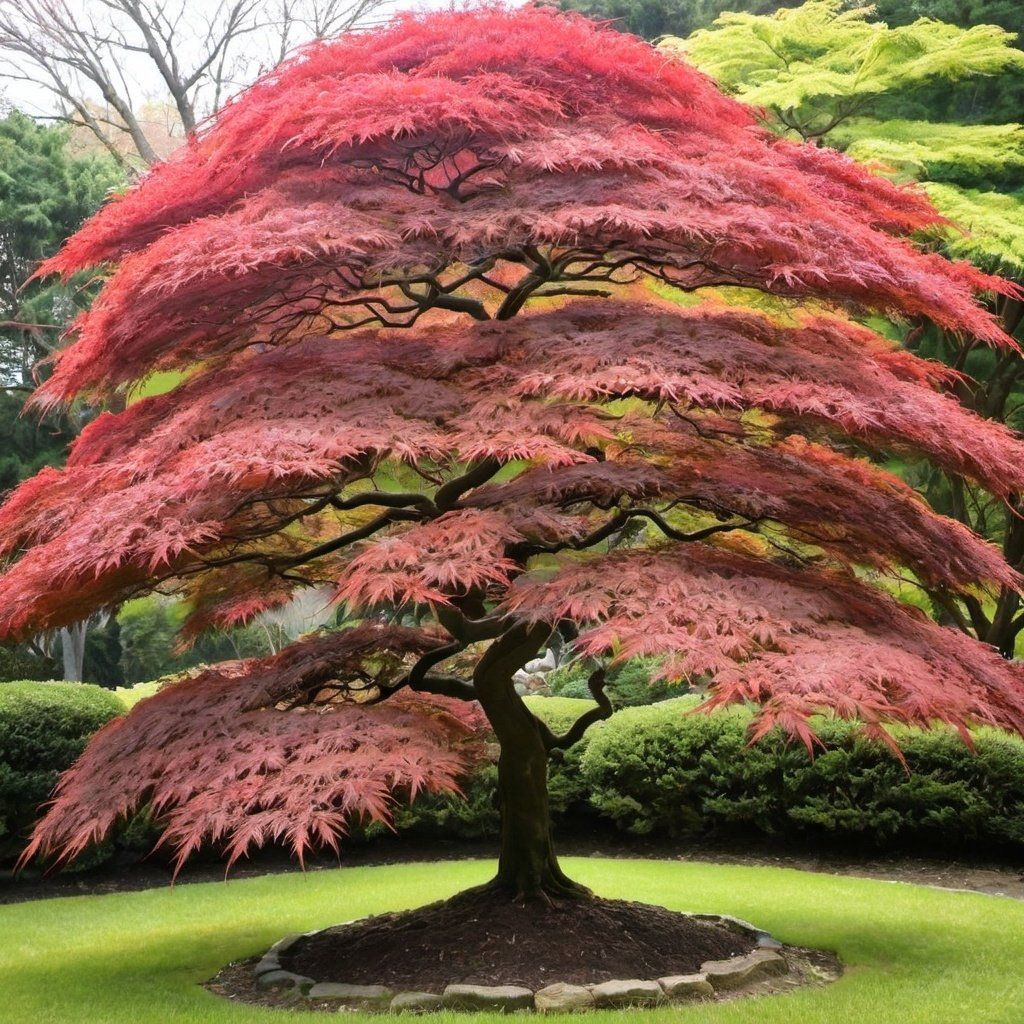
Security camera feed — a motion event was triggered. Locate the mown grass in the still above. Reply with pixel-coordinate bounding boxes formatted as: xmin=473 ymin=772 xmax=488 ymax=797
xmin=1 ymin=857 xmax=1021 ymax=1024
xmin=114 ymin=680 xmax=163 ymax=709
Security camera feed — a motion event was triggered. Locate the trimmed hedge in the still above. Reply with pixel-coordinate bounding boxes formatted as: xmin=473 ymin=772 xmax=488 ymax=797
xmin=392 ymin=695 xmax=1024 ymax=857
xmin=0 ymin=681 xmax=125 ymax=861
xmin=579 ymin=699 xmax=1024 ymax=854
xmin=5 ymin=681 xmax=1024 ymax=863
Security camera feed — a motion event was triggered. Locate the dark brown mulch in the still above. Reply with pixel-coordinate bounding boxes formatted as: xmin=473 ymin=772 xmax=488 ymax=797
xmin=282 ymin=888 xmax=753 ymax=991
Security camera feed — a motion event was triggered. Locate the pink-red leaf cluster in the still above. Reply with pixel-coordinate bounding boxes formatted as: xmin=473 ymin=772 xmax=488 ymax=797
xmin=32 ymin=7 xmax=1013 ymax=405
xmin=21 ymin=626 xmax=487 ymax=874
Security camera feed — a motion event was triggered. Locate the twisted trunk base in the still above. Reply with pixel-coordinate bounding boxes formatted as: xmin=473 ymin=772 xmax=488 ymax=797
xmin=471 ymin=624 xmax=591 ymax=902
xmin=486 ymin=739 xmax=590 ymax=901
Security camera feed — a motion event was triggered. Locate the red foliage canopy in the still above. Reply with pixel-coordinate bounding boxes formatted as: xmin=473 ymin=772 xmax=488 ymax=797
xmin=7 ymin=4 xmax=1024 ymax=869
xmin=33 ymin=7 xmax=1014 ymax=404
xmin=21 ymin=627 xmax=487 ymax=873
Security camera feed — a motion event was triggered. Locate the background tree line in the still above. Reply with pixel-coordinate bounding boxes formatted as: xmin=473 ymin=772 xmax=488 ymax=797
xmin=0 ymin=0 xmax=391 ymax=683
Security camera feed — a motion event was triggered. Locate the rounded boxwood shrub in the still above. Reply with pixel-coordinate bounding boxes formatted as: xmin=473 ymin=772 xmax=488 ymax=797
xmin=0 ymin=681 xmax=125 ymax=862
xmin=377 ymin=694 xmax=1024 ymax=857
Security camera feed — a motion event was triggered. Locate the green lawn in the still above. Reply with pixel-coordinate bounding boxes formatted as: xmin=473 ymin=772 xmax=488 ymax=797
xmin=1 ymin=857 xmax=1021 ymax=1023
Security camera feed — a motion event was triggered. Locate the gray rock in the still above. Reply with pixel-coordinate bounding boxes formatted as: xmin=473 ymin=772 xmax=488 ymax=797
xmin=693 ymin=913 xmax=782 ymax=949
xmin=253 ymin=955 xmax=280 ymax=976
xmin=701 ymin=949 xmax=788 ymax=991
xmin=524 ymin=648 xmax=558 ymax=674
xmin=442 ymin=984 xmax=535 ymax=1011
xmin=658 ymin=973 xmax=714 ymax=999
xmin=534 ymin=982 xmax=596 ymax=1012
xmin=256 ymin=970 xmax=314 ymax=991
xmin=307 ymin=983 xmax=394 ymax=1005
xmin=269 ymin=933 xmax=304 ymax=954
xmin=390 ymin=991 xmax=444 ymax=1013
xmin=589 ymin=979 xmax=664 ymax=1007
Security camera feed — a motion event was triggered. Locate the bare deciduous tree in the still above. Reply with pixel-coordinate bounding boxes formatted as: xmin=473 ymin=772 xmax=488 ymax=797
xmin=0 ymin=0 xmax=388 ymax=171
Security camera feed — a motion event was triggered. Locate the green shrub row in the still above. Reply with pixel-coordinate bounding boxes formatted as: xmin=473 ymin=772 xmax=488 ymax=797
xmin=399 ymin=697 xmax=1024 ymax=856
xmin=579 ymin=699 xmax=1024 ymax=852
xmin=0 ymin=681 xmax=125 ymax=861
xmin=6 ymin=684 xmax=1024 ymax=865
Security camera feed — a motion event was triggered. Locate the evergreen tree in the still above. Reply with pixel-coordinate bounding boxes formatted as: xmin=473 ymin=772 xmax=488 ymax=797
xmin=558 ymin=0 xmax=784 ymax=41
xmin=0 ymin=111 xmax=122 ymax=391
xmin=670 ymin=0 xmax=1023 ymax=141
xmin=0 ymin=112 xmax=122 ymax=682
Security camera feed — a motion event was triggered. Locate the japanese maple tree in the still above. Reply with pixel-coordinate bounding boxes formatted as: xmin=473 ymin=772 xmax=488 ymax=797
xmin=5 ymin=3 xmax=1024 ymax=900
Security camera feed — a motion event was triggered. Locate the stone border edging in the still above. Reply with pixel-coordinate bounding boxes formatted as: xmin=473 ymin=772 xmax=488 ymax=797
xmin=253 ymin=914 xmax=794 ymax=1012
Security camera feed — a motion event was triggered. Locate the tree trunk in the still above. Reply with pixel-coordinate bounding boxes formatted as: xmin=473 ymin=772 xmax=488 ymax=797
xmin=490 ymin=712 xmax=588 ymax=900
xmin=60 ymin=621 xmax=87 ymax=682
xmin=471 ymin=624 xmax=590 ymax=902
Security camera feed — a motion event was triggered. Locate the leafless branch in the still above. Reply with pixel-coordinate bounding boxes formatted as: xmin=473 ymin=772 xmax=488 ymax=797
xmin=0 ymin=0 xmax=389 ymax=166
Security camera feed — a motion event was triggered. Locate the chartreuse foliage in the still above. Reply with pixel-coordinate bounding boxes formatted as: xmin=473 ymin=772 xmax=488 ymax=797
xmin=2 ymin=5 xmax=1024 ymax=877
xmin=824 ymin=117 xmax=1024 ymax=277
xmin=672 ymin=2 xmax=1024 ymax=280
xmin=670 ymin=0 xmax=1024 ymax=140
xmin=2 ymin=861 xmax=1024 ymax=1024
xmin=676 ymin=1 xmax=1024 ymax=658
xmin=872 ymin=0 xmax=1024 ymax=125
xmin=828 ymin=119 xmax=1024 ymax=188
xmin=670 ymin=1 xmax=1024 ymax=274
xmin=114 ymin=680 xmax=163 ymax=709
xmin=920 ymin=185 xmax=1024 ymax=276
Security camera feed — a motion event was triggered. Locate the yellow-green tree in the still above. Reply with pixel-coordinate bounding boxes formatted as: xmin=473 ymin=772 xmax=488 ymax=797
xmin=670 ymin=0 xmax=1024 ymax=654
xmin=668 ymin=0 xmax=1023 ymax=140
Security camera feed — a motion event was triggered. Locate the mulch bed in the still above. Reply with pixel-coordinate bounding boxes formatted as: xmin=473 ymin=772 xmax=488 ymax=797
xmin=281 ymin=888 xmax=753 ymax=991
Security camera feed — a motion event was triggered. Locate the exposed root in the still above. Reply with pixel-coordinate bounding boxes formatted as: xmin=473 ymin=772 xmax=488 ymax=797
xmin=465 ymin=872 xmax=593 ymax=905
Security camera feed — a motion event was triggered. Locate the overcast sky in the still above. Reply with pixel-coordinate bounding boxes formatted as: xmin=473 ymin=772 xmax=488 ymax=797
xmin=0 ymin=0 xmax=469 ymax=122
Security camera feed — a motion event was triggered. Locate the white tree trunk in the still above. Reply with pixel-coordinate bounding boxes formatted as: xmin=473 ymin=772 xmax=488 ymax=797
xmin=60 ymin=621 xmax=88 ymax=682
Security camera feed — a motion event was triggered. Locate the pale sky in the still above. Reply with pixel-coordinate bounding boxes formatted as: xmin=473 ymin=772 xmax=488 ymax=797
xmin=0 ymin=0 xmax=474 ymax=123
